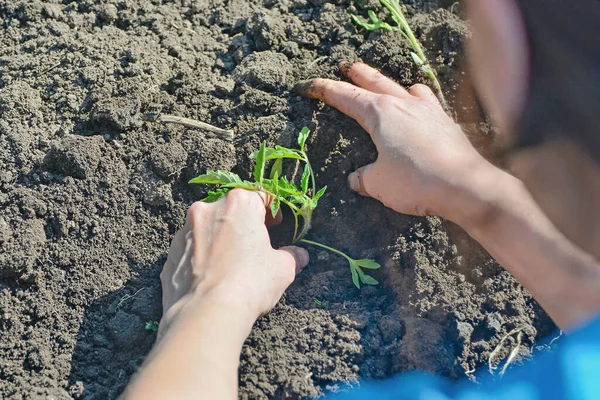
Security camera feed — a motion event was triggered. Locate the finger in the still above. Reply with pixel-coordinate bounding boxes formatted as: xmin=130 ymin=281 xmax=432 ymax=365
xmin=186 ymin=201 xmax=212 ymax=255
xmin=348 ymin=163 xmax=377 ymax=198
xmin=224 ymin=189 xmax=270 ymax=225
xmin=278 ymin=246 xmax=310 ymax=275
xmin=408 ymin=84 xmax=442 ymax=108
xmin=295 ymin=78 xmax=381 ymax=134
xmin=341 ymin=62 xmax=410 ymax=99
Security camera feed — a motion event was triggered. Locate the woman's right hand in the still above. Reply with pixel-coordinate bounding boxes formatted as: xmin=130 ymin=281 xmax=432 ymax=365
xmin=300 ymin=62 xmax=493 ymax=225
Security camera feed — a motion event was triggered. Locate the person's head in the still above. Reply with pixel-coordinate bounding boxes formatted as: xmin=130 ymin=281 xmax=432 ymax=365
xmin=465 ymin=0 xmax=600 ymax=258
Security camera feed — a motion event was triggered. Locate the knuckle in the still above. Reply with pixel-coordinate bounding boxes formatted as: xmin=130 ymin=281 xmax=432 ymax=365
xmin=409 ymin=83 xmax=432 ymax=94
xmin=373 ymin=94 xmax=397 ymax=109
xmin=226 ymin=188 xmax=262 ymax=212
xmin=371 ymin=95 xmax=401 ymax=118
xmin=368 ymin=70 xmax=387 ymax=84
xmin=365 ymin=95 xmax=396 ymax=132
xmin=226 ymin=188 xmax=249 ymax=203
xmin=187 ymin=201 xmax=207 ymax=219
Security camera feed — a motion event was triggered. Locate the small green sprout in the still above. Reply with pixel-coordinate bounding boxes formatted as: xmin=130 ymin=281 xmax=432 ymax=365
xmin=189 ymin=127 xmax=381 ymax=289
xmin=351 ymin=0 xmax=448 ymax=110
xmin=301 ymin=240 xmax=380 ymax=289
xmin=145 ymin=321 xmax=159 ymax=332
xmin=314 ymin=298 xmax=323 ymax=306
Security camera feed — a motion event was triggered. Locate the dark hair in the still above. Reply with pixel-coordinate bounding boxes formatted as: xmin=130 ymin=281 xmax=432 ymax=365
xmin=515 ymin=0 xmax=600 ymax=162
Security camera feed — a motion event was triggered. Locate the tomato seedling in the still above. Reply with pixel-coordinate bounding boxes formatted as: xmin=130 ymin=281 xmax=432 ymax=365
xmin=351 ymin=0 xmax=448 ymax=110
xmin=189 ymin=127 xmax=381 ymax=289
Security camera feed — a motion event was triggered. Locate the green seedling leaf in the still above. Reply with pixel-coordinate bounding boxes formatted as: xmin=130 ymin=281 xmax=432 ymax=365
xmin=279 ymin=176 xmax=300 ymax=193
xmin=289 ymin=195 xmax=307 ymax=205
xmin=270 ymin=158 xmax=283 ymax=179
xmin=202 ymin=188 xmax=230 ymax=203
xmin=411 ymin=52 xmax=424 ymax=66
xmin=270 ymin=197 xmax=281 ymax=218
xmin=351 ymin=13 xmax=396 ymax=31
xmin=314 ymin=298 xmax=323 ymax=306
xmin=350 ymin=263 xmax=360 ymax=289
xmin=313 ymin=186 xmax=327 ymax=202
xmin=269 ymin=171 xmax=281 ymax=218
xmin=360 ymin=273 xmax=379 ymax=286
xmin=252 ymin=146 xmax=304 ymax=161
xmin=310 ymin=186 xmax=327 ymax=208
xmin=189 ymin=170 xmax=242 ymax=185
xmin=254 ymin=142 xmax=266 ymax=184
xmin=355 ymin=259 xmax=381 ymax=269
xmin=301 ymin=164 xmax=310 ymax=194
xmin=267 ymin=147 xmax=304 ymax=161
xmin=355 ymin=266 xmax=380 ymax=286
xmin=298 ymin=127 xmax=310 ymax=152
xmin=145 ymin=321 xmax=159 ymax=332
xmin=221 ymin=181 xmax=257 ymax=190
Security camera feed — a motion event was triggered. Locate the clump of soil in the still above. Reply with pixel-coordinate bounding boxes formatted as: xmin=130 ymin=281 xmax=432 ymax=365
xmin=0 ymin=0 xmax=554 ymax=399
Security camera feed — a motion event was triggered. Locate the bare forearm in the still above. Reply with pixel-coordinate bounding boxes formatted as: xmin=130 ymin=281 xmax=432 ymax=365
xmin=449 ymin=162 xmax=600 ymax=330
xmin=122 ymin=297 xmax=254 ymax=400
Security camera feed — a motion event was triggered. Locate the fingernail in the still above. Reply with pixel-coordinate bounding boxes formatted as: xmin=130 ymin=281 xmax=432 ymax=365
xmin=348 ymin=171 xmax=360 ymax=192
xmin=296 ymin=247 xmax=310 ymax=267
xmin=340 ymin=61 xmax=355 ymax=77
xmin=294 ymin=79 xmax=316 ymax=96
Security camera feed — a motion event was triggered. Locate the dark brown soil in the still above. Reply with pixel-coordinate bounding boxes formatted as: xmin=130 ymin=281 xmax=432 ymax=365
xmin=0 ymin=0 xmax=554 ymax=399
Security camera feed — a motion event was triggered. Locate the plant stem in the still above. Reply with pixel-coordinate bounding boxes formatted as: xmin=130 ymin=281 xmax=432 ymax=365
xmin=294 ymin=209 xmax=312 ymax=243
xmin=300 ymin=239 xmax=352 ymax=262
xmin=382 ymin=0 xmax=448 ymax=111
xmin=292 ymin=211 xmax=300 ymax=243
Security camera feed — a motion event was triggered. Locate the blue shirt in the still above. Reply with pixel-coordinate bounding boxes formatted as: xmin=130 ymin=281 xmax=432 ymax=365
xmin=327 ymin=316 xmax=600 ymax=400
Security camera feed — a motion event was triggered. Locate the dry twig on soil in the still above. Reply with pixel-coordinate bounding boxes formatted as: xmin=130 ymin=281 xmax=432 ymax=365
xmin=143 ymin=113 xmax=234 ymax=141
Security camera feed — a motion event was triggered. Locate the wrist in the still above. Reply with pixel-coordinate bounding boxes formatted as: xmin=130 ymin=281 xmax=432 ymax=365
xmin=160 ymin=289 xmax=257 ymax=345
xmin=441 ymin=158 xmax=517 ymax=233
xmin=188 ymin=291 xmax=257 ymax=335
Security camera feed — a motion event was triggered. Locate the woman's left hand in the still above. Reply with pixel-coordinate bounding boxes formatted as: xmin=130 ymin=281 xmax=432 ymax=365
xmin=159 ymin=188 xmax=309 ymax=337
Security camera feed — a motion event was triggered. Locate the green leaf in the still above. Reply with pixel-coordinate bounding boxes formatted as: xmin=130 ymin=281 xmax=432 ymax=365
xmin=221 ymin=181 xmax=257 ymax=190
xmin=360 ymin=273 xmax=379 ymax=286
xmin=270 ymin=158 xmax=283 ymax=179
xmin=279 ymin=177 xmax=300 ymax=192
xmin=201 ymin=188 xmax=230 ymax=203
xmin=268 ymin=146 xmax=304 ymax=160
xmin=289 ymin=195 xmax=307 ymax=205
xmin=310 ymin=186 xmax=327 ymax=208
xmin=411 ymin=52 xmax=424 ymax=66
xmin=355 ymin=259 xmax=381 ymax=270
xmin=298 ymin=127 xmax=310 ymax=152
xmin=351 ymin=13 xmax=397 ymax=32
xmin=252 ymin=146 xmax=304 ymax=161
xmin=145 ymin=321 xmax=159 ymax=332
xmin=350 ymin=263 xmax=360 ymax=289
xmin=254 ymin=142 xmax=266 ymax=184
xmin=189 ymin=170 xmax=242 ymax=185
xmin=313 ymin=186 xmax=327 ymax=202
xmin=355 ymin=267 xmax=380 ymax=286
xmin=301 ymin=164 xmax=310 ymax=194
xmin=270 ymin=197 xmax=281 ymax=218
xmin=271 ymin=171 xmax=280 ymax=197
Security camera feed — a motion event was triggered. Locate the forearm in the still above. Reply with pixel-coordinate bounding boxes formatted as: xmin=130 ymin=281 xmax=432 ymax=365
xmin=122 ymin=296 xmax=255 ymax=400
xmin=448 ymin=162 xmax=600 ymax=330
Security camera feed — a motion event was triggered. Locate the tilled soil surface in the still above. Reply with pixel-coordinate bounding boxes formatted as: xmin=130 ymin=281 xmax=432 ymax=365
xmin=0 ymin=0 xmax=554 ymax=399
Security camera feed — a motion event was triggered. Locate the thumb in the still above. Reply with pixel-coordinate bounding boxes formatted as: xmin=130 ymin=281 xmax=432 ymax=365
xmin=348 ymin=164 xmax=375 ymax=197
xmin=278 ymin=246 xmax=310 ymax=275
